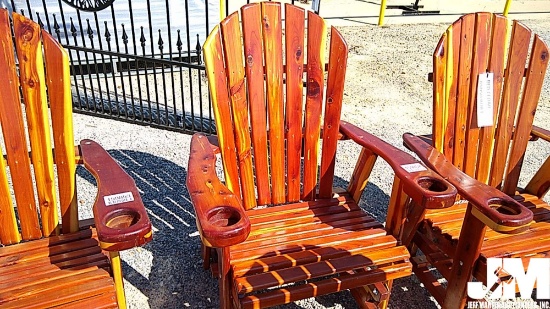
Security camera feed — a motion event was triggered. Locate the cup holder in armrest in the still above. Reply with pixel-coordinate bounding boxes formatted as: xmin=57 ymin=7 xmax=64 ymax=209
xmin=417 ymin=177 xmax=450 ymax=193
xmin=470 ymin=197 xmax=533 ymax=233
xmin=206 ymin=206 xmax=242 ymax=228
xmin=488 ymin=198 xmax=524 ymax=216
xmin=411 ymin=176 xmax=457 ymax=209
xmin=104 ymin=209 xmax=141 ymax=229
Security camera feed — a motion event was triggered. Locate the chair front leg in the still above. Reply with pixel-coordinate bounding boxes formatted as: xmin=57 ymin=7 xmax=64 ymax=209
xmin=218 ymin=247 xmax=233 ymax=309
xmin=443 ymin=204 xmax=487 ymax=309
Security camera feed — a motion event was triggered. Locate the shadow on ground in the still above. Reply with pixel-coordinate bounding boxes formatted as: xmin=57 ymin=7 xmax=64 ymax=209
xmin=78 ymin=149 xmax=438 ymax=308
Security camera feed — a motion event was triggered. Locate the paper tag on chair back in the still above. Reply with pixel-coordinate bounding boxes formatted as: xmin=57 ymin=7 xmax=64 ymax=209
xmin=204 ymin=2 xmax=346 ymax=209
xmin=431 ymin=12 xmax=549 ymax=194
xmin=0 ymin=10 xmax=151 ymax=308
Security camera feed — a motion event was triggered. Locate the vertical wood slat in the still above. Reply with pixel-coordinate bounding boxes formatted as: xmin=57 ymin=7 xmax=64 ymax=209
xmin=203 ymin=26 xmax=242 ymax=198
xmin=475 ymin=15 xmax=508 ymax=184
xmin=432 ymin=33 xmax=447 ymax=153
xmin=502 ymin=35 xmax=549 ymax=195
xmin=453 ymin=14 xmax=475 ymax=171
xmin=261 ymin=2 xmax=285 ymax=204
xmin=0 ymin=10 xmax=21 ymax=245
xmin=302 ymin=11 xmax=327 ymax=201
xmin=443 ymin=24 xmax=461 ymax=162
xmin=284 ymin=3 xmax=305 ymax=203
xmin=221 ymin=12 xmax=257 ymax=210
xmin=242 ymin=3 xmax=271 ymax=206
xmin=0 ymin=11 xmax=41 ymax=241
xmin=489 ymin=21 xmax=531 ymax=188
xmin=42 ymin=30 xmax=78 ymax=234
xmin=318 ymin=27 xmax=348 ymax=198
xmin=13 ymin=12 xmax=59 ymax=237
xmin=463 ymin=13 xmax=492 ymax=178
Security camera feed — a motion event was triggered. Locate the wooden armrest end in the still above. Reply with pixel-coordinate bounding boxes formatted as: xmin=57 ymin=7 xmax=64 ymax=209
xmin=403 ymin=133 xmax=533 ymax=233
xmin=340 ymin=121 xmax=457 ymax=209
xmin=531 ymin=125 xmax=550 ymax=142
xmin=80 ymin=139 xmax=152 ymax=251
xmin=187 ymin=133 xmax=250 ymax=248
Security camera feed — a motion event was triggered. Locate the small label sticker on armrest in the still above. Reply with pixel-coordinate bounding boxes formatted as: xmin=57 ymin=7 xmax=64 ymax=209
xmin=401 ymin=163 xmax=427 ymax=173
xmin=477 ymin=72 xmax=494 ymax=127
xmin=104 ymin=192 xmax=134 ymax=206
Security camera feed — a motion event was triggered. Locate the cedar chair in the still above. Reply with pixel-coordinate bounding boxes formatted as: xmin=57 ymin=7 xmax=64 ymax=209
xmin=401 ymin=12 xmax=550 ymax=308
xmin=0 ymin=10 xmax=151 ymax=308
xmin=187 ymin=2 xmax=457 ymax=308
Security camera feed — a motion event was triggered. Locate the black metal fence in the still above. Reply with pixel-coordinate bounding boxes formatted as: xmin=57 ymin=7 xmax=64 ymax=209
xmin=1 ymin=0 xmax=320 ymax=134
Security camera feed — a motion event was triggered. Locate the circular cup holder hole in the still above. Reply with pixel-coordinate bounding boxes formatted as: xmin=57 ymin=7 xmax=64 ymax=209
xmin=417 ymin=177 xmax=448 ymax=192
xmin=207 ymin=207 xmax=241 ymax=227
xmin=105 ymin=209 xmax=140 ymax=229
xmin=488 ymin=199 xmax=521 ymax=215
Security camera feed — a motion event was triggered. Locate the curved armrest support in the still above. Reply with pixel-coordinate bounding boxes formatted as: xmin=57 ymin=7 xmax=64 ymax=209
xmin=403 ymin=133 xmax=533 ymax=234
xmin=532 ymin=126 xmax=550 ymax=142
xmin=80 ymin=140 xmax=152 ymax=251
xmin=340 ymin=121 xmax=457 ymax=209
xmin=187 ymin=133 xmax=251 ymax=248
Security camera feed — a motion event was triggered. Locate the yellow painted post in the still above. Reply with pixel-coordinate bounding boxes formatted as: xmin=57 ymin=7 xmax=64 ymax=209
xmin=110 ymin=251 xmax=127 ymax=309
xmin=378 ymin=0 xmax=387 ymax=26
xmin=220 ymin=0 xmax=226 ymax=20
xmin=503 ymin=0 xmax=512 ymax=16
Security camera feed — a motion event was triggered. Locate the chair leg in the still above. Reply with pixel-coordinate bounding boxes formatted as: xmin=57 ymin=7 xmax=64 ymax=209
xmin=443 ymin=206 xmax=486 ymax=309
xmin=351 ymin=281 xmax=391 ymax=309
xmin=109 ymin=251 xmax=127 ymax=309
xmin=218 ymin=247 xmax=233 ymax=309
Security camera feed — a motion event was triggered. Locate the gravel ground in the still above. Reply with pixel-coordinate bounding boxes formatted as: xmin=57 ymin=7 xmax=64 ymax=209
xmin=72 ymin=17 xmax=550 ymax=308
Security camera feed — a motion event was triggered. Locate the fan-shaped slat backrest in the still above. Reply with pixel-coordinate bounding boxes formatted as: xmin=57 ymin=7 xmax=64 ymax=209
xmin=0 ymin=10 xmax=77 ymax=244
xmin=433 ymin=12 xmax=549 ymax=194
xmin=203 ymin=2 xmax=348 ymax=209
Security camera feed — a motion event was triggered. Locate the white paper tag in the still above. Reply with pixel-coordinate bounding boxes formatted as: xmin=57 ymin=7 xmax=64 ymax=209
xmin=401 ymin=163 xmax=427 ymax=173
xmin=104 ymin=192 xmax=134 ymax=206
xmin=477 ymin=72 xmax=494 ymax=127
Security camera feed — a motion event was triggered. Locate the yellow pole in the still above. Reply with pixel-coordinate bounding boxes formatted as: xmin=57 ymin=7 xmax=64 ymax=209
xmin=503 ymin=0 xmax=512 ymax=16
xmin=220 ymin=0 xmax=226 ymax=20
xmin=378 ymin=0 xmax=387 ymax=26
xmin=110 ymin=251 xmax=127 ymax=309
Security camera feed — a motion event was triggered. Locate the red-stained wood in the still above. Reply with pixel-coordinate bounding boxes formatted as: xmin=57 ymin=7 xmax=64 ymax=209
xmin=525 ymin=155 xmax=550 ymax=198
xmin=0 ymin=10 xmax=41 ymax=241
xmin=284 ymin=3 xmax=305 ymax=203
xmin=502 ymin=35 xmax=549 ymax=194
xmin=443 ymin=23 xmax=461 ymax=161
xmin=463 ymin=13 xmax=491 ymax=178
xmin=241 ymin=3 xmax=271 ymax=206
xmin=475 ymin=15 xmax=507 ymax=184
xmin=203 ymin=25 xmax=242 ymax=199
xmin=452 ymin=14 xmax=475 ymax=171
xmin=302 ymin=11 xmax=327 ymax=201
xmin=42 ymin=30 xmax=79 ymax=234
xmin=432 ymin=33 xmax=446 ymax=153
xmin=489 ymin=21 xmax=531 ymax=188
xmin=318 ymin=27 xmax=348 ymax=199
xmin=347 ymin=148 xmax=378 ymax=203
xmin=261 ymin=2 xmax=285 ymax=204
xmin=13 ymin=12 xmax=59 ymax=238
xmin=221 ymin=12 xmax=257 ymax=210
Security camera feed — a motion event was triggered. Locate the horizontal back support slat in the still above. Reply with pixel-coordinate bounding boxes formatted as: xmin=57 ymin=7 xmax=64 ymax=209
xmin=0 ymin=11 xmax=41 ymax=241
xmin=13 ymin=12 xmax=59 ymax=237
xmin=43 ymin=30 xmax=79 ymax=234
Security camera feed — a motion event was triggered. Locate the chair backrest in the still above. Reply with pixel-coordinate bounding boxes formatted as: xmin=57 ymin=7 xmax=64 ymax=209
xmin=0 ymin=9 xmax=78 ymax=245
xmin=203 ymin=2 xmax=348 ymax=209
xmin=432 ymin=12 xmax=549 ymax=195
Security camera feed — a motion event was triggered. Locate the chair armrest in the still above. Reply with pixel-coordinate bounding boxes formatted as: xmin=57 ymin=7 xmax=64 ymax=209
xmin=187 ymin=133 xmax=251 ymax=248
xmin=339 ymin=121 xmax=457 ymax=209
xmin=403 ymin=133 xmax=534 ymax=234
xmin=80 ymin=139 xmax=152 ymax=251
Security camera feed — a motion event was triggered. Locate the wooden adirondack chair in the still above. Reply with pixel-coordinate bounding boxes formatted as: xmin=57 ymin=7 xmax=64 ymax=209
xmin=401 ymin=12 xmax=550 ymax=308
xmin=187 ymin=2 xmax=457 ymax=308
xmin=0 ymin=10 xmax=152 ymax=308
